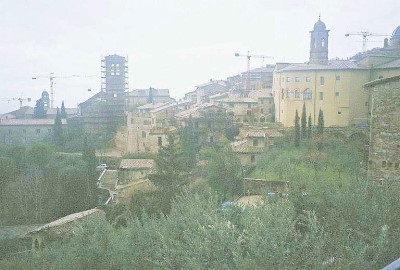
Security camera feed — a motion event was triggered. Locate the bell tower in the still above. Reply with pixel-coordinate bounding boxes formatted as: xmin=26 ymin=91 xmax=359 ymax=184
xmin=310 ymin=16 xmax=329 ymax=65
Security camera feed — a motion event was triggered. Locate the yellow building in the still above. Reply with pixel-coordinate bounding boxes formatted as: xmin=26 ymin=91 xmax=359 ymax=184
xmin=273 ymin=19 xmax=400 ymax=127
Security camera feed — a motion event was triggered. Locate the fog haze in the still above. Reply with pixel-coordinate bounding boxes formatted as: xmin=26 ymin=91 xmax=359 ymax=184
xmin=0 ymin=0 xmax=398 ymax=113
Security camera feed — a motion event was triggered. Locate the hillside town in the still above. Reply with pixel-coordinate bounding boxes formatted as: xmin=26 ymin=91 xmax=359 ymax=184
xmin=1 ymin=16 xmax=400 ymax=269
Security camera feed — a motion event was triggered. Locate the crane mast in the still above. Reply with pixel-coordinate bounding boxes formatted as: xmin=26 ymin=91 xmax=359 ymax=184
xmin=345 ymin=31 xmax=390 ymax=52
xmin=235 ymin=51 xmax=273 ymax=93
xmin=32 ymin=73 xmax=96 ymax=108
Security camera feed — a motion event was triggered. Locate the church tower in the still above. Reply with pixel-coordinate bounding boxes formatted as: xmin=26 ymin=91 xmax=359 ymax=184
xmin=309 ymin=17 xmax=329 ymax=65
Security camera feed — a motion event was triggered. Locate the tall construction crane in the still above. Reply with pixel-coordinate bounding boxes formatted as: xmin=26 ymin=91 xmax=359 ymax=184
xmin=32 ymin=73 xmax=96 ymax=109
xmin=0 ymin=94 xmax=32 ymax=109
xmin=345 ymin=31 xmax=390 ymax=52
xmin=235 ymin=51 xmax=273 ymax=91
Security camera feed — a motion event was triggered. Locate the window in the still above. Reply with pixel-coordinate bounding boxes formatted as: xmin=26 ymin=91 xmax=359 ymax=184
xmin=338 ymin=111 xmax=342 ymax=115
xmin=379 ymin=76 xmax=383 ymax=79
xmin=336 ymin=75 xmax=341 ymax=80
xmin=23 ymin=129 xmax=26 ymax=134
xmin=306 ymin=77 xmax=311 ymax=82
xmin=321 ymin=38 xmax=325 ymax=47
xmin=36 ymin=129 xmax=40 ymax=134
xmin=251 ymin=155 xmax=255 ymax=163
xmin=335 ymin=92 xmax=340 ymax=97
xmin=319 ymin=92 xmax=324 ymax=100
xmin=295 ymin=77 xmax=300 ymax=82
xmin=253 ymin=139 xmax=258 ymax=146
xmin=287 ymin=89 xmax=292 ymax=99
xmin=260 ymin=108 xmax=264 ymax=114
xmin=247 ymin=110 xmax=252 ymax=116
xmin=247 ymin=104 xmax=251 ymax=108
xmin=158 ymin=137 xmax=162 ymax=147
xmin=387 ymin=162 xmax=393 ymax=168
xmin=320 ymin=76 xmax=325 ymax=85
xmin=286 ymin=77 xmax=291 ymax=82
xmin=210 ymin=136 xmax=214 ymax=143
xmin=142 ymin=131 xmax=146 ymax=138
xmin=8 ymin=129 xmax=12 ymax=134
xmin=295 ymin=89 xmax=300 ymax=98
xmin=382 ymin=161 xmax=386 ymax=167
xmin=303 ymin=89 xmax=312 ymax=100
xmin=395 ymin=163 xmax=399 ymax=169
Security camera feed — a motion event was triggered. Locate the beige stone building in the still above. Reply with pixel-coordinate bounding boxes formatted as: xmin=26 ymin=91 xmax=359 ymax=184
xmin=273 ymin=19 xmax=400 ymax=128
xmin=114 ymin=112 xmax=176 ymax=153
xmin=0 ymin=118 xmax=67 ymax=145
xmin=231 ymin=127 xmax=282 ymax=165
xmin=364 ymin=75 xmax=400 ymax=182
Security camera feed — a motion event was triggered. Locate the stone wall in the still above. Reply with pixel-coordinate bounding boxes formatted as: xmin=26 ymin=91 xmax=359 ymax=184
xmin=366 ymin=76 xmax=400 ymax=181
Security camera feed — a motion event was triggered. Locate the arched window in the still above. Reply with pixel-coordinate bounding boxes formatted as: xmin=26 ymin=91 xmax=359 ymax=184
xmin=304 ymin=89 xmax=312 ymax=100
xmin=321 ymin=38 xmax=325 ymax=48
xmin=286 ymin=89 xmax=292 ymax=99
xmin=294 ymin=89 xmax=300 ymax=98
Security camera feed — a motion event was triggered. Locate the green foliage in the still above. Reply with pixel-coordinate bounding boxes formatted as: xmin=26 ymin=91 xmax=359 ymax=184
xmin=317 ymin=108 xmax=324 ymax=135
xmin=53 ymin=108 xmax=64 ymax=149
xmin=202 ymin=144 xmax=243 ymax=199
xmin=294 ymin=109 xmax=300 ymax=147
xmin=307 ymin=114 xmax=312 ymax=140
xmin=33 ymin=98 xmax=47 ymax=118
xmin=27 ymin=142 xmax=54 ymax=167
xmin=301 ymin=103 xmax=307 ymax=139
xmin=60 ymin=101 xmax=67 ymax=118
xmin=0 ymin=142 xmax=98 ymax=225
xmin=179 ymin=116 xmax=198 ymax=169
xmin=148 ymin=135 xmax=191 ymax=214
xmin=271 ymin=99 xmax=276 ymax=122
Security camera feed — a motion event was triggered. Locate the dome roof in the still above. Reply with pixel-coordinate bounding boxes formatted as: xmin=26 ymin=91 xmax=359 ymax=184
xmin=392 ymin=26 xmax=400 ymax=38
xmin=313 ymin=18 xmax=326 ymax=31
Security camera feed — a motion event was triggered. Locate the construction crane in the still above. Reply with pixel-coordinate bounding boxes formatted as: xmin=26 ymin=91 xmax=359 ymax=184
xmin=32 ymin=73 xmax=96 ymax=109
xmin=345 ymin=31 xmax=390 ymax=52
xmin=0 ymin=94 xmax=32 ymax=109
xmin=235 ymin=51 xmax=273 ymax=91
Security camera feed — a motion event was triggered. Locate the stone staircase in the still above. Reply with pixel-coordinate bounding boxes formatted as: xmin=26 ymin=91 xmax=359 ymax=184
xmin=98 ymin=170 xmax=118 ymax=204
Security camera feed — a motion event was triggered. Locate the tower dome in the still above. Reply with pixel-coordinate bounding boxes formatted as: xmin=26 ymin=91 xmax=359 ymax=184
xmin=314 ymin=18 xmax=326 ymax=31
xmin=309 ymin=17 xmax=329 ymax=65
xmin=392 ymin=26 xmax=400 ymax=38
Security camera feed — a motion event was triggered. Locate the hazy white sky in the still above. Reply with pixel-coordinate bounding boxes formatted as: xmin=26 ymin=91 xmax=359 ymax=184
xmin=0 ymin=0 xmax=398 ymax=113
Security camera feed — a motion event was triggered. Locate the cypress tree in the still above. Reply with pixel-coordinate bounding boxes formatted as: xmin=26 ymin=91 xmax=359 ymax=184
xmin=294 ymin=110 xmax=300 ymax=147
xmin=307 ymin=114 xmax=312 ymax=140
xmin=301 ymin=103 xmax=307 ymax=139
xmin=180 ymin=116 xmax=198 ymax=169
xmin=317 ymin=109 xmax=324 ymax=135
xmin=33 ymin=99 xmax=47 ymax=118
xmin=271 ymin=100 xmax=276 ymax=122
xmin=60 ymin=101 xmax=67 ymax=118
xmin=53 ymin=108 xmax=64 ymax=148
